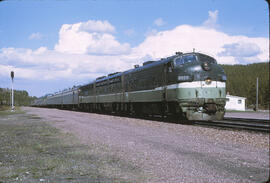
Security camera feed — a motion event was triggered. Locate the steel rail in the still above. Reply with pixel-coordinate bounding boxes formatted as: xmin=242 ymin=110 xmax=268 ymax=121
xmin=223 ymin=117 xmax=270 ymax=124
xmin=193 ymin=118 xmax=270 ymax=133
xmin=130 ymin=115 xmax=270 ymax=133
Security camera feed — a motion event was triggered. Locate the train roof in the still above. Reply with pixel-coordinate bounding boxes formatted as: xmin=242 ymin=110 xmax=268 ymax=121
xmin=80 ymin=56 xmax=174 ymax=88
xmin=79 ymin=52 xmax=214 ymax=89
xmin=123 ymin=56 xmax=175 ymax=75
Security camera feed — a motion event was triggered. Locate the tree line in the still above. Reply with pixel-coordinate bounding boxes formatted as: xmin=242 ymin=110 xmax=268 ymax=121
xmin=221 ymin=62 xmax=269 ymax=109
xmin=0 ymin=88 xmax=37 ymax=106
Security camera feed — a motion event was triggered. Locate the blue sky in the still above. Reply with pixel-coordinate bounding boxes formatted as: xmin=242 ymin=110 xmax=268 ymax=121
xmin=0 ymin=0 xmax=269 ymax=97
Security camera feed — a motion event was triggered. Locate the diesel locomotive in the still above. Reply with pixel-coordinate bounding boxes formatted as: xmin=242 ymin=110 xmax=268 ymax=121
xmin=32 ymin=52 xmax=227 ymax=121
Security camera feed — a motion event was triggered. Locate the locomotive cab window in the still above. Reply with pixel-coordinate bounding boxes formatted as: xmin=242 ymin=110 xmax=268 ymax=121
xmin=198 ymin=54 xmax=217 ymax=64
xmin=174 ymin=54 xmax=197 ymax=67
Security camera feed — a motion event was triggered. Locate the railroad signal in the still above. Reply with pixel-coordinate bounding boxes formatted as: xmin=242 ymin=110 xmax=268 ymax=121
xmin=11 ymin=71 xmax=14 ymax=81
xmin=10 ymin=71 xmax=14 ymax=111
xmin=256 ymin=77 xmax=259 ymax=111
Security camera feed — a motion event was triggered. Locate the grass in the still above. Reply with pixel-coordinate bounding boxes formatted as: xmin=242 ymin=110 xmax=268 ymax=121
xmin=0 ymin=105 xmax=9 ymax=111
xmin=0 ymin=106 xmax=25 ymax=115
xmin=0 ymin=111 xmax=144 ymax=182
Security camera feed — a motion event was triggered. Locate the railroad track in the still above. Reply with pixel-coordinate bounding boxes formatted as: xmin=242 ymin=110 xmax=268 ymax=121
xmin=72 ymin=109 xmax=270 ymax=133
xmin=193 ymin=117 xmax=270 ymax=133
xmin=125 ymin=114 xmax=270 ymax=133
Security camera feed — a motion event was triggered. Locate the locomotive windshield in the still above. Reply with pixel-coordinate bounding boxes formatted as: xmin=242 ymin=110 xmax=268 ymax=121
xmin=198 ymin=54 xmax=217 ymax=64
xmin=174 ymin=54 xmax=197 ymax=67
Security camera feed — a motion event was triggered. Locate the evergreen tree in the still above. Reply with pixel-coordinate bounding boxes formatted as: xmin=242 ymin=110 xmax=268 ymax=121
xmin=221 ymin=62 xmax=269 ymax=109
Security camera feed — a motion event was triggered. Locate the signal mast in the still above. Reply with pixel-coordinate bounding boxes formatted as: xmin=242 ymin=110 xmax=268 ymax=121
xmin=11 ymin=71 xmax=14 ymax=111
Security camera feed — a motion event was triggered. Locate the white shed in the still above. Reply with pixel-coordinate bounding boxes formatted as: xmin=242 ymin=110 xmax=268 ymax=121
xmin=225 ymin=95 xmax=246 ymax=111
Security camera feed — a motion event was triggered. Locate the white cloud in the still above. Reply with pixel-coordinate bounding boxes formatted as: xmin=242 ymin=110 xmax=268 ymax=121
xmin=218 ymin=42 xmax=263 ymax=64
xmin=0 ymin=14 xmax=269 ymax=87
xmin=218 ymin=42 xmax=261 ymax=57
xmin=29 ymin=32 xmax=44 ymax=40
xmin=0 ymin=46 xmax=133 ymax=81
xmin=54 ymin=20 xmax=130 ymax=55
xmin=33 ymin=46 xmax=47 ymax=55
xmin=144 ymin=29 xmax=158 ymax=37
xmin=79 ymin=20 xmax=115 ymax=33
xmin=154 ymin=18 xmax=165 ymax=27
xmin=202 ymin=10 xmax=219 ymax=29
xmin=132 ymin=25 xmax=268 ymax=65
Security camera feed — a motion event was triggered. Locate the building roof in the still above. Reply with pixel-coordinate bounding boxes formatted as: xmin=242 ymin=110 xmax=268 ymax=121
xmin=226 ymin=95 xmax=246 ymax=99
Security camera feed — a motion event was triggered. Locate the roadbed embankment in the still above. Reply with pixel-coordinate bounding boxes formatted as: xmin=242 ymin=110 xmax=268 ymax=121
xmin=20 ymin=107 xmax=269 ymax=183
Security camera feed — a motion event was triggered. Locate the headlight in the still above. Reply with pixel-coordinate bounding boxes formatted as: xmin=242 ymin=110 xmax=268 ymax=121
xmin=205 ymin=78 xmax=212 ymax=85
xmin=202 ymin=62 xmax=211 ymax=71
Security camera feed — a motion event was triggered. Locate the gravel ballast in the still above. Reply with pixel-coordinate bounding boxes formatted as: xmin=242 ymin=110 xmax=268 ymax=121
xmin=23 ymin=107 xmax=269 ymax=183
xmin=225 ymin=111 xmax=269 ymax=120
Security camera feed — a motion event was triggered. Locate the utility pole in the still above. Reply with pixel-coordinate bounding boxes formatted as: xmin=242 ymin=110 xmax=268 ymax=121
xmin=256 ymin=77 xmax=259 ymax=111
xmin=11 ymin=71 xmax=14 ymax=111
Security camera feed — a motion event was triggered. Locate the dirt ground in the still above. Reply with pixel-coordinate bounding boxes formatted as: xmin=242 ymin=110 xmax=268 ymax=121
xmin=0 ymin=109 xmax=144 ymax=183
xmin=1 ymin=107 xmax=269 ymax=183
